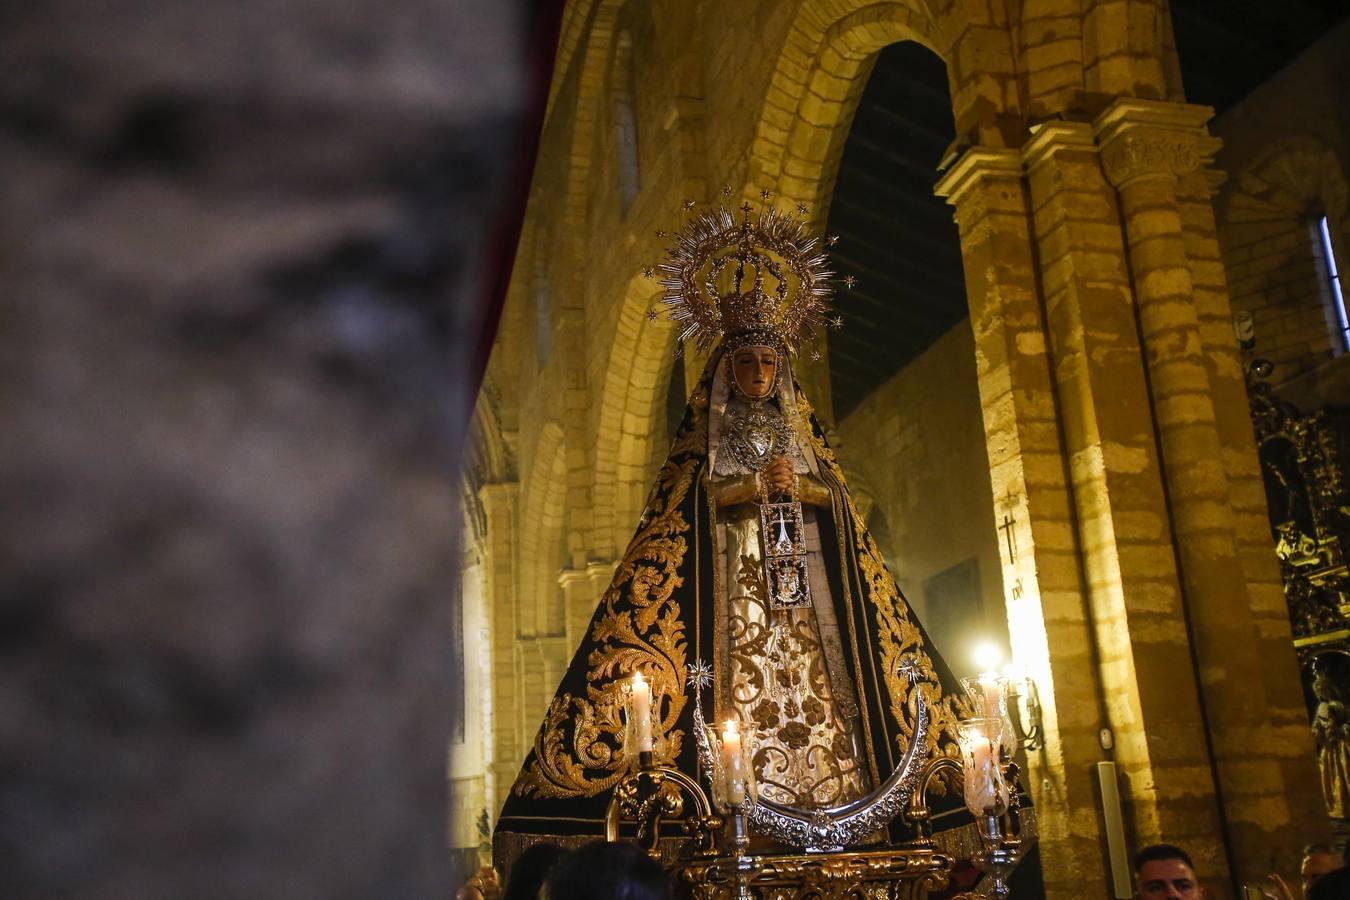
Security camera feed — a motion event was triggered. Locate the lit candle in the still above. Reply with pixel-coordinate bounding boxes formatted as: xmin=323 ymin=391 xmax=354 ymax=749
xmin=630 ymin=672 xmax=653 ymax=752
xmin=722 ymin=719 xmax=745 ymax=804
xmin=968 ymin=732 xmax=999 ymax=812
xmin=978 ymin=674 xmax=1002 ymax=719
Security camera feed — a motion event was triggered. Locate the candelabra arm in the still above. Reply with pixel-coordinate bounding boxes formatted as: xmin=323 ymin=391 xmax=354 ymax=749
xmin=604 ymin=755 xmax=713 ymax=852
xmin=1006 ymin=678 xmax=1043 ymax=752
xmin=907 ymin=756 xmax=962 ymax=847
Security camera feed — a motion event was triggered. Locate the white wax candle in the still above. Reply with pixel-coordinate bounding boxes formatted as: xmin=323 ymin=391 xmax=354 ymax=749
xmin=630 ymin=672 xmax=653 ymax=752
xmin=722 ymin=719 xmax=745 ymax=804
xmin=969 ymin=735 xmax=999 ymax=812
xmin=979 ymin=674 xmax=1002 ymax=718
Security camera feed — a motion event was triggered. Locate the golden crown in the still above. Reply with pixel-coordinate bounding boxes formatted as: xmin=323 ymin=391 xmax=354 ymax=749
xmin=645 ymin=194 xmax=850 ymax=356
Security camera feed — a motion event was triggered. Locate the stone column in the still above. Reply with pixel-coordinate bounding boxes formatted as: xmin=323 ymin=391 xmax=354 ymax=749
xmin=479 ymin=481 xmax=521 ymax=815
xmin=936 ymin=149 xmax=1108 ymax=897
xmin=1095 ymin=98 xmax=1325 ymax=884
xmin=1175 ymin=176 xmax=1324 ymax=807
xmin=558 ymin=561 xmax=615 ymax=654
xmin=512 ymin=634 xmax=572 ymax=775
xmin=1019 ymin=121 xmax=1230 ymax=887
xmin=538 ymin=635 xmax=571 ymax=711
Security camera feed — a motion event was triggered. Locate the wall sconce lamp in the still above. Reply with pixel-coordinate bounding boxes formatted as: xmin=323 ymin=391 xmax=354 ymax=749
xmin=966 ymin=643 xmax=1044 ymax=753
xmin=1001 ymin=663 xmax=1044 ymax=753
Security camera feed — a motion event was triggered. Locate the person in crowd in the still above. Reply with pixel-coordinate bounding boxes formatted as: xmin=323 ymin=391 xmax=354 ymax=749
xmin=503 ymin=842 xmax=568 ymax=900
xmin=541 ymin=840 xmax=673 ymax=900
xmin=1135 ymin=844 xmax=1205 ymax=899
xmin=1301 ymin=843 xmax=1341 ymax=897
xmin=1306 ymin=843 xmax=1350 ymax=900
xmin=455 ymin=864 xmax=501 ymax=900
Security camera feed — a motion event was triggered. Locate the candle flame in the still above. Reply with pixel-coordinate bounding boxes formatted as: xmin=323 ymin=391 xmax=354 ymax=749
xmin=633 ymin=671 xmax=645 ymax=686
xmin=723 ymin=719 xmax=738 ymax=735
xmin=972 ymin=641 xmax=1002 ymax=674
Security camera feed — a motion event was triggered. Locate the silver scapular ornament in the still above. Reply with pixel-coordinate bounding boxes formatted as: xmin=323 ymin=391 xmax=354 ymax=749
xmin=721 ymin=395 xmax=811 ymax=610
xmin=760 ymin=489 xmax=810 ymax=610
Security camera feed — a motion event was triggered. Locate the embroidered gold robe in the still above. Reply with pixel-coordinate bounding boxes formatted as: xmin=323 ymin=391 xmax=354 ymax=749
xmin=494 ymin=348 xmax=975 ymax=870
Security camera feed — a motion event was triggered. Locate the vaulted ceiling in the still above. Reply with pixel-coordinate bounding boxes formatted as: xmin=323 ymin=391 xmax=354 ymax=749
xmin=825 ymin=1 xmax=1350 ymax=421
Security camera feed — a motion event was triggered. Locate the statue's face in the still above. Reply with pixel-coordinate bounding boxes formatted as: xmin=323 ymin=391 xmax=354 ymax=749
xmin=731 ymin=344 xmax=778 ymax=400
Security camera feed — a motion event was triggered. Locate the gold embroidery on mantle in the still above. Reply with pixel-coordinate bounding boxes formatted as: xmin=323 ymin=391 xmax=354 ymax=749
xmin=513 ymin=456 xmax=699 ymax=800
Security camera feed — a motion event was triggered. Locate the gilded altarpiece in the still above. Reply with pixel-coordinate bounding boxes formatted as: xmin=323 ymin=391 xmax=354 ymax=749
xmin=1251 ymin=374 xmax=1350 ymax=833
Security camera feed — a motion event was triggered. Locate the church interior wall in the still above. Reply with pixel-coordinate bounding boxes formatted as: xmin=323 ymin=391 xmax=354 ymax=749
xmin=1213 ymin=19 xmax=1350 ymax=410
xmin=835 ymin=321 xmax=1008 ymax=661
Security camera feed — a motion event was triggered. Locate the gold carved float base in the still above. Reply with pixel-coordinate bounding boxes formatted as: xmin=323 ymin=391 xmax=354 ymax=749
xmin=671 ymin=847 xmax=953 ymax=900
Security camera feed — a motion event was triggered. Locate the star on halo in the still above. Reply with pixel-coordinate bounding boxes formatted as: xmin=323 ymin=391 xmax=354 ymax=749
xmin=795 ymin=202 xmax=808 ymax=215
xmin=826 ymin=234 xmax=840 ymax=246
xmin=830 ymin=315 xmax=844 ymax=329
xmin=720 ymin=186 xmax=733 ymax=199
xmin=897 ymin=655 xmax=922 ymax=685
xmin=810 ymin=349 xmax=822 ymax=361
xmin=646 ymin=309 xmax=659 ymax=321
xmin=843 ymin=274 xmax=857 ymax=289
xmin=683 ymin=198 xmax=696 ymax=211
xmin=759 ymin=188 xmax=772 ymax=201
xmin=641 ymin=266 xmax=655 ymax=279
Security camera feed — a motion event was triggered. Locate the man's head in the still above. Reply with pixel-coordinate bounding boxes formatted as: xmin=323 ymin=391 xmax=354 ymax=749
xmin=729 ymin=343 xmax=779 ymax=400
xmin=1134 ymin=844 xmax=1204 ymax=899
xmin=1301 ymin=843 xmax=1340 ymax=895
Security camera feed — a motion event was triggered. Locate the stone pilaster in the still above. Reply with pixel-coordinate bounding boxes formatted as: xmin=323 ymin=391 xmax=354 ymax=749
xmin=513 ymin=634 xmax=571 ymax=785
xmin=479 ymin=481 xmax=522 ymax=814
xmin=936 ymin=149 xmax=1107 ymax=898
xmin=1020 ymin=122 xmax=1227 ymax=888
xmin=558 ymin=561 xmax=616 ymax=654
xmin=1096 ymin=98 xmax=1325 ymax=885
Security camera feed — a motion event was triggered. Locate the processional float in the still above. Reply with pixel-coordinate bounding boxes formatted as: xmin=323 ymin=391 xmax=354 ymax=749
xmin=492 ymin=193 xmax=1034 ymax=899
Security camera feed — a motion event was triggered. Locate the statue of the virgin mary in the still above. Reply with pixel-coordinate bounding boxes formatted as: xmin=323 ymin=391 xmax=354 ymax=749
xmin=494 ymin=200 xmax=974 ymax=868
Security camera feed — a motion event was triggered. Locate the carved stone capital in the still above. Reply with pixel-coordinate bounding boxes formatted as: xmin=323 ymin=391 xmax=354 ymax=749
xmin=933 ymin=147 xmax=1023 ymax=238
xmin=1099 ymin=131 xmax=1207 ymax=186
xmin=1020 ymin=121 xmax=1096 ymax=173
xmin=1093 ymin=98 xmax=1220 ymax=189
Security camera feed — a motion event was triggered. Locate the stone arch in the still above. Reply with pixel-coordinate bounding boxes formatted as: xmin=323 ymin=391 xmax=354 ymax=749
xmin=556 ymin=0 xmax=630 ymax=248
xmin=1221 ymin=135 xmax=1350 ymax=380
xmin=519 ymin=421 xmax=569 ymax=637
xmin=1226 ymin=136 xmax=1350 ymax=226
xmin=747 ymin=2 xmax=949 ymax=222
xmin=548 ymin=0 xmax=605 ymax=120
xmin=536 ymin=0 xmax=685 ymax=576
xmin=590 ymin=274 xmax=677 ymax=560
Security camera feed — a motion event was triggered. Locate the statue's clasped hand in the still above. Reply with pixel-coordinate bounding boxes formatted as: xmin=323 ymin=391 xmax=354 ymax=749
xmin=763 ymin=455 xmax=796 ymax=496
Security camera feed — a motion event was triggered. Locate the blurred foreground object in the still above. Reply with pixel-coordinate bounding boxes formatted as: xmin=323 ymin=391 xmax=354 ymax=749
xmin=0 ymin=0 xmax=543 ymax=896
